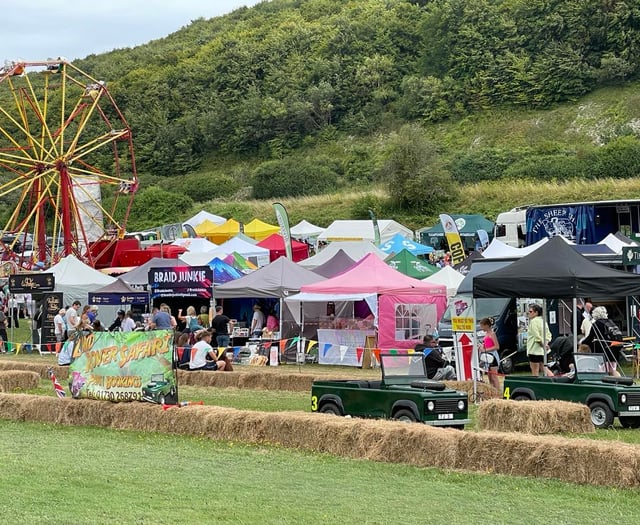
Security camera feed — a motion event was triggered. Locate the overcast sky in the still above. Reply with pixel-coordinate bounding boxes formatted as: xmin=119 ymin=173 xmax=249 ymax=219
xmin=1 ymin=0 xmax=264 ymax=62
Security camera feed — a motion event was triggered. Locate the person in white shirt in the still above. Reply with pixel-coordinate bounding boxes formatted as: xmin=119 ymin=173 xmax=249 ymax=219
xmin=64 ymin=301 xmax=81 ymax=334
xmin=121 ymin=311 xmax=136 ymax=332
xmin=188 ymin=330 xmax=226 ymax=371
xmin=54 ymin=308 xmax=66 ymax=342
xmin=250 ymin=304 xmax=265 ymax=337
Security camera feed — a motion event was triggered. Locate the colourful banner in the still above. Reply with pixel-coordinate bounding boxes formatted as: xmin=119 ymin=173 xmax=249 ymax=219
xmin=69 ymin=330 xmax=175 ymax=404
xmin=439 ymin=213 xmax=466 ymax=265
xmin=273 ymin=202 xmax=293 ymax=260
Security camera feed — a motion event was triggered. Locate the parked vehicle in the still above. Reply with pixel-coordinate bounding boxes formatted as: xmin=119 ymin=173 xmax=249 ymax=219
xmin=494 ymin=199 xmax=640 ymax=247
xmin=503 ymin=353 xmax=640 ymax=429
xmin=311 ymin=353 xmax=470 ymax=428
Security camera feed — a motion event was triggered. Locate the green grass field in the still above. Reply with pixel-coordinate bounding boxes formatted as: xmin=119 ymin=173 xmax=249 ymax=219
xmin=1 ymin=419 xmax=640 ymax=525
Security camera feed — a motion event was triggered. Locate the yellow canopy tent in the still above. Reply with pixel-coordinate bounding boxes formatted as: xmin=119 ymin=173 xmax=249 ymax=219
xmin=207 ymin=218 xmax=241 ymax=244
xmin=244 ymin=218 xmax=280 ymax=241
xmin=194 ymin=219 xmax=222 ymax=241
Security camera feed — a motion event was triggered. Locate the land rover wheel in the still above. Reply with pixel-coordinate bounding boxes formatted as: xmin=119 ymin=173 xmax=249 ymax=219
xmin=500 ymin=355 xmax=514 ymax=375
xmin=319 ymin=402 xmax=342 ymax=416
xmin=393 ymin=409 xmax=417 ymax=423
xmin=619 ymin=416 xmax=640 ymax=429
xmin=158 ymin=394 xmax=166 ymax=405
xmin=512 ymin=394 xmax=531 ymax=401
xmin=589 ymin=401 xmax=614 ymax=428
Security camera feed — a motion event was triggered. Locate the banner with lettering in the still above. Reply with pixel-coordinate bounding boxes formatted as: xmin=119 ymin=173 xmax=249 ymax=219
xmin=439 ymin=213 xmax=466 ymax=265
xmin=148 ymin=265 xmax=213 ymax=298
xmin=8 ymin=272 xmax=54 ymax=293
xmin=41 ymin=292 xmax=63 ymax=346
xmin=69 ymin=330 xmax=176 ymax=404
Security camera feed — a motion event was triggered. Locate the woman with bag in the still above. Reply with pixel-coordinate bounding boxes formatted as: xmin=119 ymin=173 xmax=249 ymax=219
xmin=479 ymin=317 xmax=501 ymax=390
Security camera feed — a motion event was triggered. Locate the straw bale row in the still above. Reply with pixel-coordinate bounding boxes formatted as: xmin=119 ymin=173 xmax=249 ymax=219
xmin=0 ymin=361 xmax=502 ymax=395
xmin=0 ymin=361 xmax=70 ymax=380
xmin=478 ymin=399 xmax=595 ymax=434
xmin=0 ymin=371 xmax=40 ymax=392
xmin=0 ymin=393 xmax=638 ymax=488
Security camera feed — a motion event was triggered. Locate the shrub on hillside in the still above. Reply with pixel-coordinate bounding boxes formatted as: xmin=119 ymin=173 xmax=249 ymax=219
xmin=128 ymin=186 xmax=193 ymax=230
xmin=251 ymin=157 xmax=339 ymax=199
xmin=503 ymin=154 xmax=587 ymax=180
xmin=450 ymin=148 xmax=523 ymax=183
xmin=180 ymin=172 xmax=236 ymax=202
xmin=584 ymin=136 xmax=640 ymax=179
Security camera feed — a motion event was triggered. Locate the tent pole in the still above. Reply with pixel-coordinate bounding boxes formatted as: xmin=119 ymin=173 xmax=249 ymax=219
xmin=573 ymin=298 xmax=578 ymax=353
xmin=542 ymin=300 xmax=548 ymax=368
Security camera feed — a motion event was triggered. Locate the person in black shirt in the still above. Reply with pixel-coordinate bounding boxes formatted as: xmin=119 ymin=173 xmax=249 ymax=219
xmin=415 ymin=334 xmax=456 ymax=380
xmin=211 ymin=305 xmax=235 ymax=348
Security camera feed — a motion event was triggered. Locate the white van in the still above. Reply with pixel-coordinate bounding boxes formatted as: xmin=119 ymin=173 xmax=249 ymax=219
xmin=493 ymin=207 xmax=527 ymax=247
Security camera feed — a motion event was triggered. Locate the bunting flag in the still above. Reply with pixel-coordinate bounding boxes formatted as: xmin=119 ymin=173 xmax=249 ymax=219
xmin=273 ymin=202 xmax=293 ymax=260
xmin=356 ymin=347 xmax=364 ymax=363
xmin=339 ymin=345 xmax=349 ymax=361
xmin=322 ymin=343 xmax=332 ymax=357
xmin=279 ymin=339 xmax=287 ymax=352
xmin=48 ymin=368 xmax=66 ymax=399
xmin=288 ymin=336 xmax=299 ymax=347
xmin=439 ymin=213 xmax=466 ymax=265
xmin=306 ymin=340 xmax=317 ymax=353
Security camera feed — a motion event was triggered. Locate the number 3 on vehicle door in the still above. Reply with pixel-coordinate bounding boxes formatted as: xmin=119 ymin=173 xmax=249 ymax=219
xmin=311 ymin=396 xmax=318 ymax=411
xmin=503 ymin=387 xmax=510 ymax=400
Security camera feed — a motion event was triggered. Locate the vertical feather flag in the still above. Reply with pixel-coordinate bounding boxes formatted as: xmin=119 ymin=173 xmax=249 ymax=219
xmin=439 ymin=213 xmax=466 ymax=265
xmin=273 ymin=202 xmax=293 ymax=259
xmin=368 ymin=209 xmax=381 ymax=245
xmin=48 ymin=368 xmax=66 ymax=398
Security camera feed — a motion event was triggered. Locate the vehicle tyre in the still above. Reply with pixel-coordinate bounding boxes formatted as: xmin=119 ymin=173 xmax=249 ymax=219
xmin=393 ymin=409 xmax=418 ymax=423
xmin=158 ymin=394 xmax=166 ymax=405
xmin=589 ymin=401 xmax=614 ymax=428
xmin=618 ymin=416 xmax=640 ymax=429
xmin=319 ymin=401 xmax=342 ymax=416
xmin=500 ymin=355 xmax=514 ymax=375
xmin=512 ymin=394 xmax=531 ymax=401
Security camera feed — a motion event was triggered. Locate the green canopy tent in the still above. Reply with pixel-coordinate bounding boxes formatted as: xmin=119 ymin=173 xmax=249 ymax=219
xmin=417 ymin=214 xmax=495 ymax=251
xmin=385 ymin=249 xmax=438 ymax=279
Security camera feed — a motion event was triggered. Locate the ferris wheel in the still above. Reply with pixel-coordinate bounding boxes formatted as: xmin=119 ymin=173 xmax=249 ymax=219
xmin=0 ymin=58 xmax=138 ymax=269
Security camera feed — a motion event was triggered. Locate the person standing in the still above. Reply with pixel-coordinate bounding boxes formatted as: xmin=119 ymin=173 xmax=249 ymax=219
xmin=65 ymin=301 xmax=81 ymax=335
xmin=526 ymin=304 xmax=553 ymax=377
xmin=0 ymin=306 xmax=7 ymax=352
xmin=582 ymin=306 xmax=622 ymax=377
xmin=54 ymin=308 xmax=66 ymax=343
xmin=478 ymin=317 xmax=501 ymax=390
xmin=250 ymin=304 xmax=265 ymax=338
xmin=7 ymin=294 xmax=18 ymax=328
xmin=149 ymin=306 xmax=172 ymax=330
xmin=212 ymin=305 xmax=234 ymax=348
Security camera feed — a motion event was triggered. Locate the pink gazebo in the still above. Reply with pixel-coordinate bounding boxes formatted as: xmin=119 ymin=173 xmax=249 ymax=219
xmin=286 ymin=254 xmax=447 ymax=365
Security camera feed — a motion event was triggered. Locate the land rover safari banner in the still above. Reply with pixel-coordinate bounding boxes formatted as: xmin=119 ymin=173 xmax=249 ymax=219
xmin=69 ymin=330 xmax=175 ymax=403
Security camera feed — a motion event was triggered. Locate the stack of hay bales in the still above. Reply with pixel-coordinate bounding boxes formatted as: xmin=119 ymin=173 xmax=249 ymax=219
xmin=477 ymin=399 xmax=594 ymax=434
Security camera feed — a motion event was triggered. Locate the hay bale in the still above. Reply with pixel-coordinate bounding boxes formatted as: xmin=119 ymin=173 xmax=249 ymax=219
xmin=0 ymin=371 xmax=40 ymax=392
xmin=444 ymin=380 xmax=501 ymax=399
xmin=1 ymin=393 xmax=640 ymax=487
xmin=477 ymin=399 xmax=594 ymax=434
xmin=0 ymin=361 xmax=70 ymax=379
xmin=456 ymin=430 xmax=640 ymax=487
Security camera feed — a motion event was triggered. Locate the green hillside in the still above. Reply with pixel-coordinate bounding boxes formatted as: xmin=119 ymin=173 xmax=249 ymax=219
xmin=2 ymin=0 xmax=640 ymax=232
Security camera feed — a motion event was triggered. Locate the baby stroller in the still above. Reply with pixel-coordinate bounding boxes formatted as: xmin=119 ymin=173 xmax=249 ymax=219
xmin=548 ymin=335 xmax=575 ymax=375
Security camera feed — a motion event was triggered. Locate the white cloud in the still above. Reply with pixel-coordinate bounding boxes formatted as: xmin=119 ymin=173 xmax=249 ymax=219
xmin=1 ymin=0 xmax=264 ymax=61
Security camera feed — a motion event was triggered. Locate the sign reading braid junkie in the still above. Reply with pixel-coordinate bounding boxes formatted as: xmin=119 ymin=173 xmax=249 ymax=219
xmin=68 ymin=330 xmax=175 ymax=403
xmin=148 ymin=265 xmax=213 ymax=298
